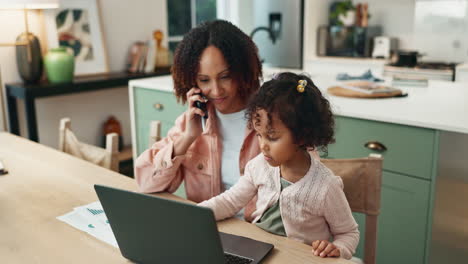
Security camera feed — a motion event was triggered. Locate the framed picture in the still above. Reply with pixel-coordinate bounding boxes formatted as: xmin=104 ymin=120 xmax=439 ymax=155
xmin=44 ymin=0 xmax=109 ymax=76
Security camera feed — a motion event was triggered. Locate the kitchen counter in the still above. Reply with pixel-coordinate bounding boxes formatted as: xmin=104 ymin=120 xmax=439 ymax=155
xmin=456 ymin=62 xmax=468 ymax=70
xmin=129 ymin=71 xmax=468 ymax=134
xmin=456 ymin=63 xmax=468 ymax=82
xmin=313 ymin=76 xmax=468 ymax=134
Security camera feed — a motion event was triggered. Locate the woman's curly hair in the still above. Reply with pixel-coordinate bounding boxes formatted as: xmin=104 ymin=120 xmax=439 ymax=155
xmin=172 ymin=20 xmax=262 ymax=104
xmin=246 ymin=72 xmax=335 ymax=152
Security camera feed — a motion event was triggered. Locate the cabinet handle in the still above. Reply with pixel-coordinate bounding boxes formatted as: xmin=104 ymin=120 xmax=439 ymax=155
xmin=364 ymin=141 xmax=387 ymax=152
xmin=153 ymin=103 xmax=164 ymax=111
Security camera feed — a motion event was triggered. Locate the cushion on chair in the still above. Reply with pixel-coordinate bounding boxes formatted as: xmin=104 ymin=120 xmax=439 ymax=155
xmin=63 ymin=129 xmax=109 ymax=168
xmin=321 ymin=158 xmax=382 ymax=216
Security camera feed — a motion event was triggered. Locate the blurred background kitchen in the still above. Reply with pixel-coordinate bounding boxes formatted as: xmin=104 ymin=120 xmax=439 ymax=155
xmin=1 ymin=1 xmax=468 ymax=264
xmin=3 ymin=0 xmax=468 ymax=146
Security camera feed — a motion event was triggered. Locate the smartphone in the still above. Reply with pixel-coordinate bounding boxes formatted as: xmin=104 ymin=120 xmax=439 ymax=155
xmin=194 ymin=93 xmax=208 ymax=119
xmin=194 ymin=93 xmax=208 ymax=132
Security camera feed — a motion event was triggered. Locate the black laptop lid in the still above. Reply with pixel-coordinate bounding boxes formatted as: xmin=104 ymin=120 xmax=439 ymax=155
xmin=94 ymin=185 xmax=225 ymax=264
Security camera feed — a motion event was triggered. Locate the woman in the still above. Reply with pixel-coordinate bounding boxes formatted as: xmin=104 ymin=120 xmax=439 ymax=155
xmin=135 ymin=20 xmax=262 ymax=221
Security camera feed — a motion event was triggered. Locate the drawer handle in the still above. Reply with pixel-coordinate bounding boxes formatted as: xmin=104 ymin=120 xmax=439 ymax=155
xmin=364 ymin=141 xmax=387 ymax=152
xmin=153 ymin=103 xmax=164 ymax=111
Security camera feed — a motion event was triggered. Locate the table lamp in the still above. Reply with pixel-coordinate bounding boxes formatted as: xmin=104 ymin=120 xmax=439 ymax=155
xmin=0 ymin=0 xmax=59 ymax=84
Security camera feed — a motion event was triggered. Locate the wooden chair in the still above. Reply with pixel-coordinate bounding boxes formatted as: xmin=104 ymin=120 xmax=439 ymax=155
xmin=321 ymin=156 xmax=383 ymax=264
xmin=59 ymin=117 xmax=119 ymax=172
xmin=148 ymin=120 xmax=162 ymax=147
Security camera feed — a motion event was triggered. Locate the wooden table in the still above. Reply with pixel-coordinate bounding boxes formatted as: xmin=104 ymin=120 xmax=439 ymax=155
xmin=0 ymin=132 xmax=352 ymax=264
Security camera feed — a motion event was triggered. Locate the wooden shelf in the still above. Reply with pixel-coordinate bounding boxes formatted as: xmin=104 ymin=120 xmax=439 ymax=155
xmin=6 ymin=67 xmax=171 ymax=100
xmin=5 ymin=67 xmax=171 ymax=142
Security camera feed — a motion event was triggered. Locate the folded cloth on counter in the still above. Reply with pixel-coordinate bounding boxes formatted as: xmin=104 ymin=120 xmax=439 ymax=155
xmin=337 ymin=70 xmax=384 ymax=82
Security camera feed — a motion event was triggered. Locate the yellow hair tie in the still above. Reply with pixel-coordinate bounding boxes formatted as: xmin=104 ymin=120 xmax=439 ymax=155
xmin=296 ymin=79 xmax=307 ymax=93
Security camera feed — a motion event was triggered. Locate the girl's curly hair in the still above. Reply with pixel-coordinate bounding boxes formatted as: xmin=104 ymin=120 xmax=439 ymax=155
xmin=172 ymin=20 xmax=262 ymax=104
xmin=246 ymin=72 xmax=335 ymax=152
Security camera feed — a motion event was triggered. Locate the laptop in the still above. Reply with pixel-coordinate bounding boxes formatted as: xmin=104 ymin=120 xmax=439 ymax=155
xmin=94 ymin=185 xmax=274 ymax=264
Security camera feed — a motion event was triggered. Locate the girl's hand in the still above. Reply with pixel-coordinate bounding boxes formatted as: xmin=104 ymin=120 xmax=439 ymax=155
xmin=184 ymin=87 xmax=208 ymax=140
xmin=311 ymin=240 xmax=340 ymax=258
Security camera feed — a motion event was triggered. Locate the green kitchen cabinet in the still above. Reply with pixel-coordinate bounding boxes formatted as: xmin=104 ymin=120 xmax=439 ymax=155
xmin=376 ymin=171 xmax=431 ymax=264
xmin=327 ymin=116 xmax=437 ymax=264
xmin=328 ymin=116 xmax=436 ymax=180
xmin=133 ymin=87 xmax=186 ymax=156
xmin=351 ymin=172 xmax=431 ymax=264
xmin=131 ymin=86 xmax=187 ymax=198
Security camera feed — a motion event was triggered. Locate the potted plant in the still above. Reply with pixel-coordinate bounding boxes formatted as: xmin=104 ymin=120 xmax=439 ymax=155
xmin=329 ymin=0 xmax=356 ymax=26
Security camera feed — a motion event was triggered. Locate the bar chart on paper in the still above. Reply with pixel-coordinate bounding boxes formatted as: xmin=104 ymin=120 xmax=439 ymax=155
xmin=87 ymin=208 xmax=104 ymax=215
xmin=57 ymin=201 xmax=117 ymax=247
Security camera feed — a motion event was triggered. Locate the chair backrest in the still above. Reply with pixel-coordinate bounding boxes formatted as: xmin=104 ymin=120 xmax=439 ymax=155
xmin=148 ymin=120 xmax=161 ymax=147
xmin=321 ymin=157 xmax=383 ymax=264
xmin=59 ymin=117 xmax=119 ymax=172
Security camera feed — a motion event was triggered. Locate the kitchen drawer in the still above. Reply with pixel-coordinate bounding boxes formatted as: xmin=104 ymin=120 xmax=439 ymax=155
xmin=134 ymin=87 xmax=186 ymax=124
xmin=327 ymin=116 xmax=437 ymax=180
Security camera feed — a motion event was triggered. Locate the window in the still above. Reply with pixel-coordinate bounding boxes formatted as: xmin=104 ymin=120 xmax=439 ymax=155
xmin=167 ymin=0 xmax=217 ymax=54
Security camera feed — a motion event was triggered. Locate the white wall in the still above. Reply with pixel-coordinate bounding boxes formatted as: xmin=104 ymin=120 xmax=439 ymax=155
xmin=0 ymin=0 xmax=167 ymax=148
xmin=365 ymin=0 xmax=416 ymax=50
xmin=99 ymin=0 xmax=168 ymax=72
xmin=217 ymin=0 xmax=254 ymax=35
xmin=303 ymin=0 xmax=331 ymax=64
xmin=413 ymin=0 xmax=468 ymax=63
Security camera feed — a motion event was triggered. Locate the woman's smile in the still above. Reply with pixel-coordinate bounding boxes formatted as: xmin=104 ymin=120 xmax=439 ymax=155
xmin=210 ymin=96 xmax=227 ymax=104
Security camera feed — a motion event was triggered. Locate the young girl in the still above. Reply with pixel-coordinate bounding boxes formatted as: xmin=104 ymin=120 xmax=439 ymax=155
xmin=199 ymin=72 xmax=359 ymax=260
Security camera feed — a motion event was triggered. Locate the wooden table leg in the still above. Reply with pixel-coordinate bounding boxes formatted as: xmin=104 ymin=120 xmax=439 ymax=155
xmin=6 ymin=90 xmax=19 ymax=136
xmin=24 ymin=96 xmax=38 ymax=142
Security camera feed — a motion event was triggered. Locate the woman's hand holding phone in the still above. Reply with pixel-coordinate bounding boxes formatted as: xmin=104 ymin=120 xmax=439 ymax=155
xmin=185 ymin=87 xmax=208 ymax=141
xmin=173 ymin=87 xmax=208 ymax=157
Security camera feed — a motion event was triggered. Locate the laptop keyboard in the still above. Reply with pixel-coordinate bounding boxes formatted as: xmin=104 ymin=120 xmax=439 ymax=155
xmin=224 ymin=252 xmax=253 ymax=264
